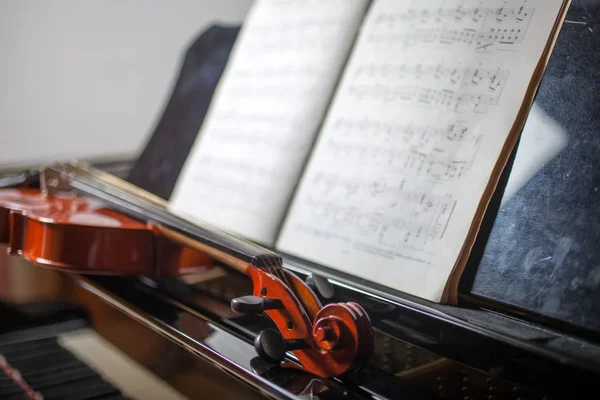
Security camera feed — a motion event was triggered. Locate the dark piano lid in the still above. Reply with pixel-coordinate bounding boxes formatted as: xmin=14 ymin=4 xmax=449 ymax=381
xmin=459 ymin=0 xmax=600 ymax=335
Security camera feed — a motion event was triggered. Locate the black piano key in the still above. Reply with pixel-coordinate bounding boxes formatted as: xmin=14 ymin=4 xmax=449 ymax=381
xmin=27 ymin=364 xmax=98 ymax=390
xmin=0 ymin=378 xmax=26 ymax=397
xmin=40 ymin=375 xmax=119 ymax=400
xmin=1 ymin=393 xmax=31 ymax=400
xmin=16 ymin=357 xmax=87 ymax=380
xmin=7 ymin=347 xmax=81 ymax=372
xmin=6 ymin=345 xmax=68 ymax=363
xmin=4 ymin=339 xmax=69 ymax=361
xmin=10 ymin=353 xmax=80 ymax=374
xmin=66 ymin=384 xmax=122 ymax=400
xmin=1 ymin=330 xmax=132 ymax=400
xmin=0 ymin=337 xmax=57 ymax=354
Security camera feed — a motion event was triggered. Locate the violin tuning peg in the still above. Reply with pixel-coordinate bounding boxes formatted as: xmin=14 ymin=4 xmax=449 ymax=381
xmin=305 ymin=274 xmax=335 ymax=301
xmin=231 ymin=295 xmax=282 ymax=314
xmin=254 ymin=329 xmax=307 ymax=364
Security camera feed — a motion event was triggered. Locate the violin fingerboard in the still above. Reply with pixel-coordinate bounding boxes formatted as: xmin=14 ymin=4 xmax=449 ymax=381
xmin=41 ymin=162 xmax=282 ymax=268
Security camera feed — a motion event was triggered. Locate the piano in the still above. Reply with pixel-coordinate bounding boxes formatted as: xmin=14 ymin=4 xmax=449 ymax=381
xmin=1 ymin=1 xmax=598 ymax=398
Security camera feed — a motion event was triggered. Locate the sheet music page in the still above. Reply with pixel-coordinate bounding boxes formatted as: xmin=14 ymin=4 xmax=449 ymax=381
xmin=169 ymin=0 xmax=370 ymax=246
xmin=276 ymin=0 xmax=567 ymax=302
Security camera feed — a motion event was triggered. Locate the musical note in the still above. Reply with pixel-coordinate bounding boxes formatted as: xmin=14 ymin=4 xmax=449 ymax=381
xmin=326 ymin=117 xmax=480 ymax=182
xmin=170 ymin=0 xmax=370 ymax=244
xmin=301 ymin=173 xmax=456 ymax=252
xmin=366 ymin=3 xmax=534 ymax=52
xmin=275 ymin=0 xmax=566 ymax=302
xmin=349 ymin=64 xmax=509 ymax=113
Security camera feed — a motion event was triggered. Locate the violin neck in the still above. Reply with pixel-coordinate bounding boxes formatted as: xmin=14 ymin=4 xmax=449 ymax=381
xmin=154 ymin=225 xmax=252 ymax=275
xmin=40 ymin=161 xmax=282 ymax=273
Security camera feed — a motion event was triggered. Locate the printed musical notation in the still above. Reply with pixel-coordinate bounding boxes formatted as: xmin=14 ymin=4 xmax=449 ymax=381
xmin=274 ymin=0 xmax=566 ymax=300
xmin=225 ymin=83 xmax=326 ymax=101
xmin=328 ymin=117 xmax=482 ymax=181
xmin=240 ymin=13 xmax=363 ymax=51
xmin=182 ymin=156 xmax=280 ymax=216
xmin=302 ymin=173 xmax=456 ymax=252
xmin=349 ymin=64 xmax=509 ymax=113
xmin=170 ymin=0 xmax=371 ymax=244
xmin=367 ymin=3 xmax=534 ymax=52
xmin=205 ymin=111 xmax=312 ymax=150
xmin=233 ymin=65 xmax=323 ymax=79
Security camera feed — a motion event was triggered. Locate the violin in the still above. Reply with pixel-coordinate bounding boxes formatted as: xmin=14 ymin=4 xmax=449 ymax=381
xmin=0 ymin=161 xmax=373 ymax=378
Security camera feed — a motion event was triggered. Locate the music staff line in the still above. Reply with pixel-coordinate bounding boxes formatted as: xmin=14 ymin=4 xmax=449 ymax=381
xmin=324 ymin=142 xmax=481 ymax=182
xmin=327 ymin=118 xmax=480 ymax=182
xmin=204 ymin=127 xmax=312 ymax=150
xmin=347 ymin=64 xmax=509 ymax=112
xmin=332 ymin=117 xmax=470 ymax=143
xmin=303 ymin=173 xmax=456 ymax=252
xmin=239 ymin=33 xmax=359 ymax=52
xmin=232 ymin=65 xmax=326 ymax=79
xmin=248 ymin=17 xmax=354 ymax=34
xmin=353 ymin=64 xmax=508 ymax=88
xmin=224 ymin=83 xmax=327 ymax=101
xmin=367 ymin=5 xmax=534 ymax=52
xmin=184 ymin=173 xmax=279 ymax=217
xmin=348 ymin=83 xmax=506 ymax=113
xmin=188 ymin=156 xmax=281 ymax=181
xmin=211 ymin=111 xmax=306 ymax=127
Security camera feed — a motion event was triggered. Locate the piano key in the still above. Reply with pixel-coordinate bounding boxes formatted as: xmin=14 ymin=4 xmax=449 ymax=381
xmin=0 ymin=337 xmax=57 ymax=353
xmin=7 ymin=351 xmax=79 ymax=372
xmin=39 ymin=375 xmax=119 ymax=400
xmin=0 ymin=380 xmax=26 ymax=397
xmin=26 ymin=365 xmax=97 ymax=390
xmin=57 ymin=329 xmax=188 ymax=399
xmin=12 ymin=357 xmax=88 ymax=381
xmin=1 ymin=325 xmax=186 ymax=400
xmin=93 ymin=395 xmax=129 ymax=400
xmin=6 ymin=346 xmax=75 ymax=366
xmin=1 ymin=393 xmax=31 ymax=400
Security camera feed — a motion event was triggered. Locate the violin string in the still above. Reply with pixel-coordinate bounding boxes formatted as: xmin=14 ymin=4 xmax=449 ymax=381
xmin=254 ymin=239 xmax=286 ymax=287
xmin=66 ymin=166 xmax=312 ymax=335
xmin=62 ymin=163 xmax=289 ymax=271
xmin=88 ymin=166 xmax=285 ymax=268
xmin=267 ymin=250 xmax=293 ymax=291
xmin=62 ymin=164 xmax=304 ymax=307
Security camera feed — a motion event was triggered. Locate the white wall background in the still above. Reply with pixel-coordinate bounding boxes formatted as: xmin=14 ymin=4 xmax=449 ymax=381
xmin=0 ymin=0 xmax=253 ymax=166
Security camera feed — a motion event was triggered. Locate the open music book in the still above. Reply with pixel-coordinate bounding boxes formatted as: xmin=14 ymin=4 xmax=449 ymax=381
xmin=168 ymin=0 xmax=570 ymax=303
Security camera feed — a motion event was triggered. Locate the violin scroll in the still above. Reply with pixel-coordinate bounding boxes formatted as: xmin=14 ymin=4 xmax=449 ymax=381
xmin=312 ymin=301 xmax=373 ymax=368
xmin=233 ymin=265 xmax=374 ymax=378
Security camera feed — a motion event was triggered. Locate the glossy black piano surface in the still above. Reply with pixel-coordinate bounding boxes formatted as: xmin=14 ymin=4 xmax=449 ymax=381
xmin=2 ymin=1 xmax=599 ymax=399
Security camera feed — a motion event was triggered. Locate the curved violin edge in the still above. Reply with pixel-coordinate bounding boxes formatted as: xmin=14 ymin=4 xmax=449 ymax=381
xmin=8 ymin=209 xmax=157 ymax=275
xmin=0 ymin=188 xmax=215 ymax=277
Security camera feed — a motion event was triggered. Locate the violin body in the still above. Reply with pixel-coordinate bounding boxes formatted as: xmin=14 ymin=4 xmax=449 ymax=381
xmin=0 ymin=188 xmax=212 ymax=275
